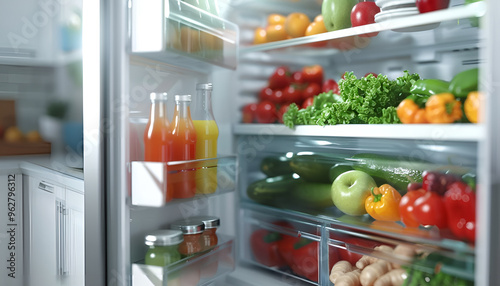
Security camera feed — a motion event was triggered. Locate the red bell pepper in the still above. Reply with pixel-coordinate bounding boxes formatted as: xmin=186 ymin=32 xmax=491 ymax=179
xmin=444 ymin=181 xmax=476 ymax=242
xmin=291 ymin=238 xmax=319 ymax=282
xmin=413 ymin=191 xmax=448 ymax=228
xmin=250 ymin=228 xmax=286 ymax=267
xmin=399 ymin=188 xmax=426 ymax=228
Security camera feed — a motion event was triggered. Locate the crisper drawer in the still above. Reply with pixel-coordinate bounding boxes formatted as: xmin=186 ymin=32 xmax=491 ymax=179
xmin=130 ymin=0 xmax=238 ymax=70
xmin=132 ymin=235 xmax=235 ymax=286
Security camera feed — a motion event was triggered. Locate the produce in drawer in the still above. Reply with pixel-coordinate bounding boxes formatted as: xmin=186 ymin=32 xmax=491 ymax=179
xmin=249 ymin=226 xmax=287 ymax=267
xmin=331 ymin=170 xmax=377 ymax=216
xmin=365 ymin=184 xmax=402 ymax=222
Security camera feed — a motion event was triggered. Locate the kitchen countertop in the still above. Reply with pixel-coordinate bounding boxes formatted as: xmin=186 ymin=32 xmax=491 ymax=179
xmin=0 ymin=153 xmax=84 ymax=180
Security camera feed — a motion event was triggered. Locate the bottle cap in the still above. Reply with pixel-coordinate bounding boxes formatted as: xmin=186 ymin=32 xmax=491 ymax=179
xmin=196 ymin=83 xmax=213 ymax=91
xmin=174 ymin=94 xmax=191 ymax=102
xmin=171 ymin=218 xmax=205 ymax=234
xmin=190 ymin=216 xmax=220 ymax=229
xmin=145 ymin=229 xmax=183 ymax=246
xmin=150 ymin=92 xmax=168 ymax=101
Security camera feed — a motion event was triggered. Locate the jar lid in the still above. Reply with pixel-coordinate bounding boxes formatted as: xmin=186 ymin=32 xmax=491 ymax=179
xmin=190 ymin=216 xmax=220 ymax=229
xmin=145 ymin=229 xmax=183 ymax=246
xmin=174 ymin=94 xmax=191 ymax=102
xmin=196 ymin=83 xmax=213 ymax=91
xmin=170 ymin=218 xmax=205 ymax=234
xmin=150 ymin=92 xmax=168 ymax=101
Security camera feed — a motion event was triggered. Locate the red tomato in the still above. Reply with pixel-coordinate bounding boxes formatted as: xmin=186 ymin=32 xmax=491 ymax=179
xmin=301 ymin=65 xmax=324 ymax=85
xmin=250 ymin=228 xmax=286 ymax=267
xmin=241 ymin=103 xmax=258 ymax=123
xmin=270 ymin=89 xmax=285 ymax=104
xmin=277 ymin=234 xmax=301 ymax=267
xmin=350 ymin=2 xmax=381 ymax=37
xmin=277 ymin=104 xmax=290 ymax=123
xmin=416 ymin=0 xmax=450 ymax=13
xmin=364 ymin=72 xmax=378 ymax=78
xmin=302 ymin=97 xmax=314 ymax=109
xmin=283 ymin=85 xmax=303 ymax=104
xmin=291 ymin=239 xmax=318 ymax=282
xmin=322 ymin=79 xmax=339 ymax=94
xmin=302 ymin=82 xmax=321 ymax=100
xmin=399 ymin=189 xmax=426 ymax=228
xmin=259 ymin=87 xmax=274 ymax=102
xmin=413 ymin=191 xmax=448 ymax=229
xmin=292 ymin=71 xmax=305 ymax=85
xmin=255 ymin=101 xmax=278 ymax=123
xmin=269 ymin=66 xmax=292 ymax=90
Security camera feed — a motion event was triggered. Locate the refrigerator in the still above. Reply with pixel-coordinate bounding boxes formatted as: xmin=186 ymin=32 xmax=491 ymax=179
xmin=83 ymin=0 xmax=500 ymax=285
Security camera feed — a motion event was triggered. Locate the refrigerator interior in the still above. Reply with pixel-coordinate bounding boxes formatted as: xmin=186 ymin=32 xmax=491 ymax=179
xmin=99 ymin=0 xmax=498 ymax=285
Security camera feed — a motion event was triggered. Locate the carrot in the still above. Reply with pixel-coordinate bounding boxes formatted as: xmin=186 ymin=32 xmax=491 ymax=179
xmin=373 ymin=268 xmax=407 ymax=286
xmin=360 ymin=260 xmax=393 ymax=286
xmin=330 ymin=260 xmax=356 ymax=284
xmin=335 ymin=269 xmax=362 ymax=286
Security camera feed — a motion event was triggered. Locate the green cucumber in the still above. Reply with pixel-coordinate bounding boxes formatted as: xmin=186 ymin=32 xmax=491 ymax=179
xmin=246 ymin=174 xmax=303 ymax=207
xmin=290 ymin=154 xmax=340 ymax=183
xmin=260 ymin=155 xmax=294 ymax=177
xmin=449 ymin=68 xmax=479 ymax=98
xmin=329 ymin=164 xmax=353 ymax=183
xmin=347 ymin=153 xmax=434 ymax=192
xmin=290 ymin=183 xmax=334 ymax=209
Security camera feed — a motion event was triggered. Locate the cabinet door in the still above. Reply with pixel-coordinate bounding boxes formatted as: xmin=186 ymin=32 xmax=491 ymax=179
xmin=62 ymin=188 xmax=84 ymax=286
xmin=28 ymin=178 xmax=60 ymax=286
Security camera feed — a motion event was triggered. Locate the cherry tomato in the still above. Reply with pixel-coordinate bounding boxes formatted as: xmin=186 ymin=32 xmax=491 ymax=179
xmin=399 ymin=189 xmax=426 ymax=228
xmin=241 ymin=103 xmax=258 ymax=123
xmin=416 ymin=0 xmax=450 ymax=13
xmin=283 ymin=85 xmax=303 ymax=104
xmin=413 ymin=191 xmax=448 ymax=229
xmin=270 ymin=89 xmax=285 ymax=104
xmin=302 ymin=82 xmax=321 ymax=100
xmin=277 ymin=104 xmax=290 ymax=123
xmin=301 ymin=65 xmax=324 ymax=85
xmin=292 ymin=71 xmax=305 ymax=85
xmin=255 ymin=101 xmax=278 ymax=123
xmin=259 ymin=87 xmax=274 ymax=102
xmin=302 ymin=97 xmax=314 ymax=109
xmin=322 ymin=79 xmax=339 ymax=94
xmin=269 ymin=66 xmax=292 ymax=90
xmin=350 ymin=2 xmax=381 ymax=37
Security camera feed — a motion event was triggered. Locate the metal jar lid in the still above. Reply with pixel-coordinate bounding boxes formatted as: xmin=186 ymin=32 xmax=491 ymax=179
xmin=150 ymin=92 xmax=168 ymax=101
xmin=145 ymin=229 xmax=183 ymax=246
xmin=174 ymin=94 xmax=191 ymax=102
xmin=190 ymin=216 xmax=220 ymax=229
xmin=170 ymin=218 xmax=205 ymax=235
xmin=196 ymin=83 xmax=213 ymax=91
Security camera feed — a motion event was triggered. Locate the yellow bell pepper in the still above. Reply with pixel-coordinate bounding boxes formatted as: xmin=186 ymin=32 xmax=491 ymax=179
xmin=425 ymin=93 xmax=462 ymax=123
xmin=365 ymin=184 xmax=402 ymax=222
xmin=464 ymin=91 xmax=481 ymax=123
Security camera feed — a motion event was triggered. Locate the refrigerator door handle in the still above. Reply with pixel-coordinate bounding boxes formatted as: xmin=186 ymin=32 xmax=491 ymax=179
xmin=56 ymin=200 xmax=62 ymax=276
xmin=62 ymin=205 xmax=70 ymax=276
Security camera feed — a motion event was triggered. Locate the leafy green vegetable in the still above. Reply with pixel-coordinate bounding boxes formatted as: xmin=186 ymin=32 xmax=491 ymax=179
xmin=283 ymin=71 xmax=420 ymax=128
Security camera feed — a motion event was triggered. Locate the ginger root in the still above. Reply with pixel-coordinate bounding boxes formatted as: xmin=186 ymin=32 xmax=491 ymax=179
xmin=373 ymin=268 xmax=407 ymax=286
xmin=360 ymin=260 xmax=393 ymax=286
xmin=330 ymin=260 xmax=356 ymax=284
xmin=335 ymin=269 xmax=362 ymax=286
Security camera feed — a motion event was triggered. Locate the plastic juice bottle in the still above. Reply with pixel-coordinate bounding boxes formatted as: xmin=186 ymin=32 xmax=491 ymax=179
xmin=144 ymin=92 xmax=170 ymax=162
xmin=169 ymin=94 xmax=197 ymax=199
xmin=192 ymin=83 xmax=219 ymax=194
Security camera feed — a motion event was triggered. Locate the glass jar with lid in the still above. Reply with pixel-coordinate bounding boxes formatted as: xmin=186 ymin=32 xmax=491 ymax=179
xmin=171 ymin=218 xmax=205 ymax=258
xmin=191 ymin=216 xmax=220 ymax=250
xmin=144 ymin=229 xmax=183 ymax=267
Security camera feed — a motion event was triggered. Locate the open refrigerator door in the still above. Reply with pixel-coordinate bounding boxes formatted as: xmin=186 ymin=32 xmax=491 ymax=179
xmin=85 ymin=0 xmax=500 ymax=285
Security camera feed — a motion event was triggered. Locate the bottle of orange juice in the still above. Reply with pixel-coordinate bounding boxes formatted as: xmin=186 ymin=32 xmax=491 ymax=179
xmin=192 ymin=83 xmax=218 ymax=194
xmin=169 ymin=94 xmax=197 ymax=199
xmin=144 ymin=92 xmax=170 ymax=162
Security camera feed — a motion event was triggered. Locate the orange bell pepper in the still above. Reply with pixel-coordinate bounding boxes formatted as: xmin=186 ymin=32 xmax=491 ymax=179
xmin=425 ymin=93 xmax=462 ymax=123
xmin=365 ymin=184 xmax=402 ymax=222
xmin=397 ymin=96 xmax=429 ymax=124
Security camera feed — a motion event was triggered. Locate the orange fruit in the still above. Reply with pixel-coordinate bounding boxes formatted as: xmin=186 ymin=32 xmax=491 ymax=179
xmin=305 ymin=19 xmax=328 ymax=36
xmin=284 ymin=12 xmax=311 ymax=38
xmin=4 ymin=126 xmax=24 ymax=142
xmin=266 ymin=24 xmax=288 ymax=42
xmin=253 ymin=27 xmax=267 ymax=45
xmin=267 ymin=14 xmax=286 ymax=25
xmin=26 ymin=130 xmax=43 ymax=142
xmin=314 ymin=14 xmax=323 ymax=23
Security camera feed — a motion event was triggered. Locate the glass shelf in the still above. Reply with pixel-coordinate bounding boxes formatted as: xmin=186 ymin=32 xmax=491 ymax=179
xmin=130 ymin=0 xmax=238 ymax=70
xmin=239 ymin=1 xmax=486 ymax=54
xmin=130 ymin=155 xmax=237 ymax=207
xmin=233 ymin=123 xmax=484 ymax=142
xmin=132 ymin=235 xmax=235 ymax=286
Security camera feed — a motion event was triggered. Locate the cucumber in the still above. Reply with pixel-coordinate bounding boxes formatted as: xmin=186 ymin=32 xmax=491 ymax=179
xmin=290 ymin=183 xmax=334 ymax=210
xmin=290 ymin=154 xmax=340 ymax=183
xmin=246 ymin=174 xmax=303 ymax=207
xmin=347 ymin=153 xmax=434 ymax=192
xmin=260 ymin=155 xmax=294 ymax=177
xmin=329 ymin=164 xmax=353 ymax=183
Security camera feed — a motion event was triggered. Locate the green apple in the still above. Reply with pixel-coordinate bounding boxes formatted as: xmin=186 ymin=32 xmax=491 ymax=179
xmin=331 ymin=170 xmax=377 ymax=216
xmin=322 ymin=0 xmax=359 ymax=32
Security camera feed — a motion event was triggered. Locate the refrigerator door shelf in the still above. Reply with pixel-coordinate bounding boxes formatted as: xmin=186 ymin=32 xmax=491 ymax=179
xmin=132 ymin=235 xmax=235 ymax=286
xmin=131 ymin=0 xmax=239 ymax=71
xmin=131 ymin=155 xmax=237 ymax=207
